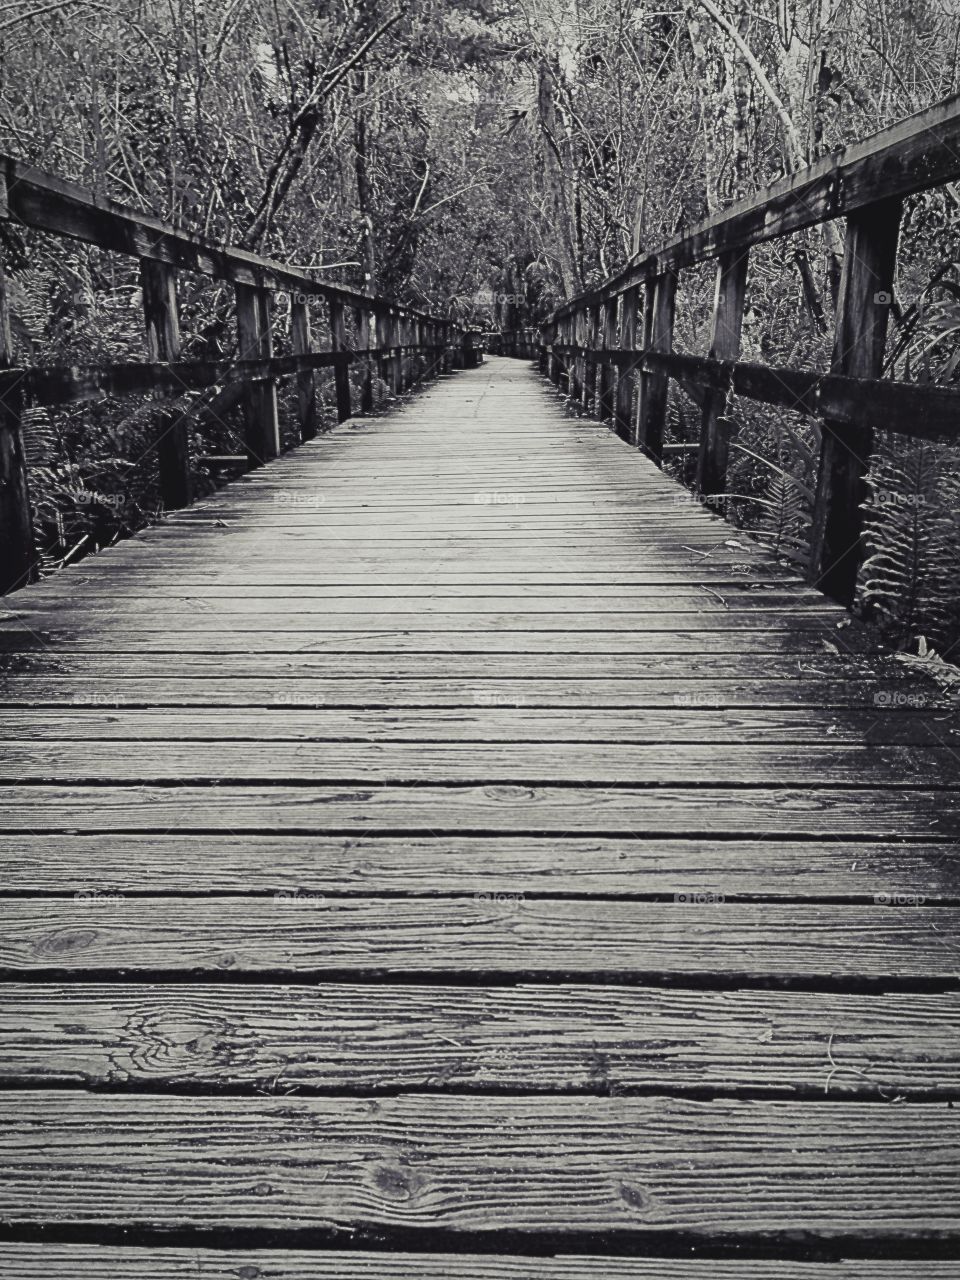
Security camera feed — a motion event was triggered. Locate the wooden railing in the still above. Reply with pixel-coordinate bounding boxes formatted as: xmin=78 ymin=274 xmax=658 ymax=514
xmin=541 ymin=95 xmax=960 ymax=605
xmin=0 ymin=156 xmax=466 ymax=593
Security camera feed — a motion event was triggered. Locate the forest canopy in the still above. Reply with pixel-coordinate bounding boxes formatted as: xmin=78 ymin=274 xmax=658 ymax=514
xmin=2 ymin=0 xmax=960 ymax=653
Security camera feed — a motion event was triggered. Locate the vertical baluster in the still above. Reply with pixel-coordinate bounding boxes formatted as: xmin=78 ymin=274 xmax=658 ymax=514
xmin=235 ymin=282 xmax=280 ymax=468
xmin=810 ymin=198 xmax=902 ymax=603
xmin=696 ymin=247 xmax=749 ymax=496
xmin=637 ymin=269 xmax=677 ymax=465
xmin=598 ymin=296 xmax=618 ymax=420
xmin=357 ymin=307 xmax=374 ymax=413
xmin=290 ymin=295 xmax=317 ymax=441
xmin=615 ymin=286 xmax=639 ymax=443
xmin=328 ymin=297 xmax=352 ymax=422
xmin=141 ymin=258 xmax=191 ymax=507
xmin=0 ymin=252 xmax=36 ymax=593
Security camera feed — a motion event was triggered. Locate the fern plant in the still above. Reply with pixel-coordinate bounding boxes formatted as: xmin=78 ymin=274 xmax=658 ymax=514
xmin=860 ymin=438 xmax=960 ymax=645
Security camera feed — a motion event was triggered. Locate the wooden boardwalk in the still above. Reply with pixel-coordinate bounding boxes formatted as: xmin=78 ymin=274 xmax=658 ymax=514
xmin=1 ymin=355 xmax=959 ymax=1276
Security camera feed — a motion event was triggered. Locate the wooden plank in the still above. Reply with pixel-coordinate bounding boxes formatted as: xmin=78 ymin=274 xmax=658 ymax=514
xmin=329 ymin=298 xmax=353 ymax=422
xmin=0 ymin=1246 xmax=951 ymax=1280
xmin=3 ymin=982 xmax=960 ymax=1098
xmin=1 ymin=834 xmax=955 ymax=896
xmin=810 ymin=199 xmax=902 ymax=603
xmin=0 ymin=676 xmax=933 ymax=708
xmin=0 ymin=783 xmax=954 ymax=838
xmin=0 ymin=220 xmax=36 ymax=594
xmin=140 ymin=258 xmax=191 ymax=509
xmin=290 ymin=298 xmax=317 ymax=441
xmin=696 ymin=248 xmax=749 ymax=496
xmin=1 ymin=1092 xmax=959 ymax=1237
xmin=1 ymin=740 xmax=956 ymax=787
xmin=0 ymin=706 xmax=945 ymax=744
xmin=2 ymin=898 xmax=959 ymax=979
xmin=234 ymin=283 xmax=280 ymax=466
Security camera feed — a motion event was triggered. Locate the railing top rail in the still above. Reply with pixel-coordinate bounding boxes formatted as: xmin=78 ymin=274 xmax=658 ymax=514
xmin=0 ymin=154 xmax=448 ymax=325
xmin=552 ymin=92 xmax=960 ymax=320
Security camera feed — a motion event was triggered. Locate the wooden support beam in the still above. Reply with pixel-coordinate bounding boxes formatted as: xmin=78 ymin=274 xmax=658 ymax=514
xmin=357 ymin=307 xmax=375 ymax=413
xmin=615 ymin=287 xmax=640 ymax=443
xmin=235 ymin=283 xmax=280 ymax=468
xmin=328 ymin=298 xmax=352 ymax=422
xmin=0 ymin=257 xmax=36 ymax=594
xmin=696 ymin=248 xmax=749 ymax=497
xmin=290 ymin=299 xmax=317 ymax=441
xmin=637 ymin=270 xmax=677 ymax=464
xmin=810 ymin=198 xmax=902 ymax=604
xmin=598 ymin=299 xmax=618 ymax=420
xmin=571 ymin=310 xmax=585 ymax=405
xmin=140 ymin=260 xmax=191 ymax=509
xmin=582 ymin=303 xmax=599 ymax=415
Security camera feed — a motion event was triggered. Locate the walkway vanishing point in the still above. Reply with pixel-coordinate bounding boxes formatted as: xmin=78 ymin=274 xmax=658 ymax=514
xmin=1 ymin=354 xmax=960 ymax=1276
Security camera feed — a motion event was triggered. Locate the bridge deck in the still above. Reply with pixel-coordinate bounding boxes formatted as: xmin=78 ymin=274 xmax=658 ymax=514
xmin=0 ymin=356 xmax=959 ymax=1276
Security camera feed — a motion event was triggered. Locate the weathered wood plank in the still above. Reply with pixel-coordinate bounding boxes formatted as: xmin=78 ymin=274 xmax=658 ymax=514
xmin=0 ymin=677 xmax=933 ymax=709
xmin=0 ymin=784 xmax=956 ymax=838
xmin=1 ymin=1092 xmax=959 ymax=1236
xmin=2 ymin=899 xmax=958 ymax=980
xmin=2 ymin=834 xmax=955 ymax=896
xmin=2 ymin=982 xmax=959 ymax=1097
xmin=0 ymin=1246 xmax=951 ymax=1280
xmin=0 ymin=706 xmax=941 ymax=744
xmin=1 ymin=740 xmax=956 ymax=787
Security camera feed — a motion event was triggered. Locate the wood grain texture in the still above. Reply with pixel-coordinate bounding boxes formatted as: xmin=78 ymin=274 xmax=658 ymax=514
xmin=0 ymin=783 xmax=955 ymax=837
xmin=2 ymin=740 xmax=956 ymax=787
xmin=1 ymin=1092 xmax=959 ymax=1237
xmin=0 ymin=1246 xmax=954 ymax=1279
xmin=2 ymin=834 xmax=956 ymax=896
xmin=3 ymin=982 xmax=959 ymax=1097
xmin=2 ymin=899 xmax=957 ymax=980
xmin=0 ymin=706 xmax=946 ymax=744
xmin=2 ymin=358 xmax=958 ymax=1267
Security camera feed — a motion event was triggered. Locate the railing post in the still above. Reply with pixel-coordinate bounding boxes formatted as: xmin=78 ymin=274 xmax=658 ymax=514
xmin=637 ymin=269 xmax=677 ymax=465
xmin=615 ymin=286 xmax=639 ymax=443
xmin=571 ymin=309 xmax=585 ymax=405
xmin=235 ymin=282 xmax=280 ymax=468
xmin=0 ymin=258 xmax=36 ymax=594
xmin=141 ymin=258 xmax=191 ymax=508
xmin=328 ymin=297 xmax=352 ymax=422
xmin=357 ymin=307 xmax=375 ymax=413
xmin=810 ymin=198 xmax=902 ymax=604
xmin=599 ymin=297 xmax=618 ymax=420
xmin=696 ymin=248 xmax=749 ymax=496
xmin=585 ymin=302 xmax=601 ymax=415
xmin=290 ymin=295 xmax=317 ymax=441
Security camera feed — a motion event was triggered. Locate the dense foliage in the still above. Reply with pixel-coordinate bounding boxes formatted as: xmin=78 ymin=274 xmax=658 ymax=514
xmin=1 ymin=0 xmax=959 ymax=655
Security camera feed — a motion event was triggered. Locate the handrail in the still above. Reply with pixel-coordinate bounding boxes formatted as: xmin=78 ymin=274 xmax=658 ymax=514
xmin=0 ymin=155 xmax=467 ymax=593
xmin=542 ymin=94 xmax=960 ymax=605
